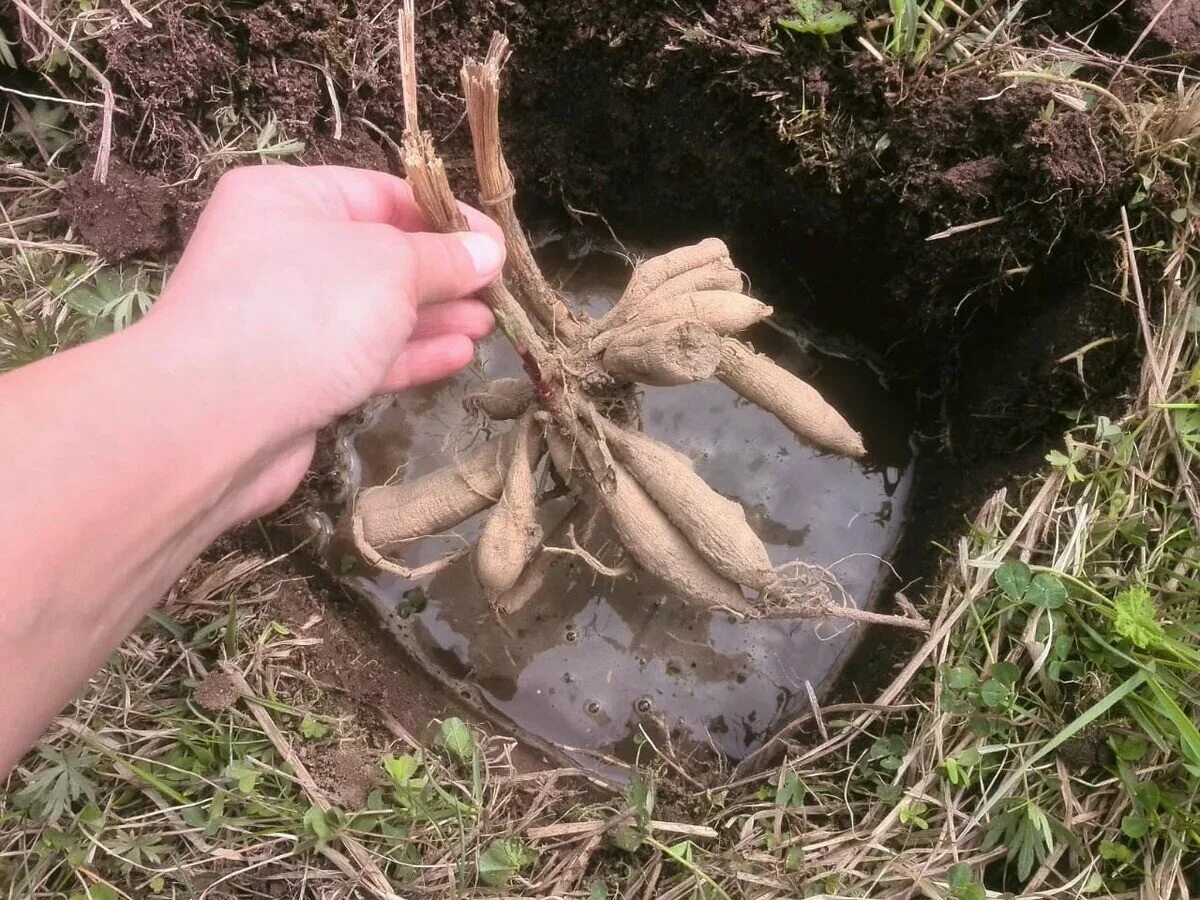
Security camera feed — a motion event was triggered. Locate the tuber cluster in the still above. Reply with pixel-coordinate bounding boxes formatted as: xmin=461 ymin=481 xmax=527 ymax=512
xmin=352 ymin=7 xmax=927 ymax=632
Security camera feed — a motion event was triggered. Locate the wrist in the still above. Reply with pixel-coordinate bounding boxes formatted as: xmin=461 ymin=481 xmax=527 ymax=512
xmin=123 ymin=308 xmax=313 ymax=525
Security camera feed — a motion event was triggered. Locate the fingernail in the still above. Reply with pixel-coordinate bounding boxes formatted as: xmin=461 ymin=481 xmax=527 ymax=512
xmin=458 ymin=232 xmax=505 ymax=278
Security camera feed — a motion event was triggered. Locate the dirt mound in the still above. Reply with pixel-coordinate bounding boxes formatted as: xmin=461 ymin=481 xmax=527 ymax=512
xmin=1026 ymin=0 xmax=1200 ymax=53
xmin=193 ymin=670 xmax=239 ymax=711
xmin=60 ymin=160 xmax=179 ymax=261
xmin=1140 ymin=0 xmax=1200 ymax=52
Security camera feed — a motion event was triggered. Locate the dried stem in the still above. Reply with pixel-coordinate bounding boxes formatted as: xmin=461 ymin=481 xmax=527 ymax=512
xmin=397 ymin=0 xmax=420 ymax=137
xmin=461 ymin=36 xmax=583 ymax=345
xmin=395 ymin=5 xmax=610 ymax=488
xmin=14 ymin=0 xmax=113 ymax=183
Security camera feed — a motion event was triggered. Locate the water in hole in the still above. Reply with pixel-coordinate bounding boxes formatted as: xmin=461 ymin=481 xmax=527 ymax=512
xmin=328 ymin=245 xmax=914 ymax=763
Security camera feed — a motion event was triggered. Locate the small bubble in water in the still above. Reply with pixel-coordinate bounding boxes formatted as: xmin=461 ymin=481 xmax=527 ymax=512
xmin=634 ymin=695 xmax=654 ymax=714
xmin=585 ymin=700 xmax=602 ymax=716
xmin=564 ymin=629 xmax=578 ymax=643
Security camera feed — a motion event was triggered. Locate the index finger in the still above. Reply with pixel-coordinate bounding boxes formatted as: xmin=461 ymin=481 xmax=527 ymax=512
xmin=305 ymin=166 xmax=504 ymax=243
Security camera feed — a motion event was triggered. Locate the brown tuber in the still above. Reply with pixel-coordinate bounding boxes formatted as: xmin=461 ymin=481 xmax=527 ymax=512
xmin=717 ymin=338 xmax=866 ymax=459
xmin=595 ymin=239 xmax=743 ymax=335
xmin=355 ymin=426 xmax=538 ymax=548
xmin=350 ymin=11 xmax=932 ymax=635
xmin=602 ymin=319 xmax=722 ymax=387
xmin=596 ymin=459 xmax=753 ymax=615
xmin=474 ymin=415 xmax=544 ymax=599
xmin=598 ymin=418 xmax=775 ymax=592
xmin=465 ymin=377 xmax=536 ymax=420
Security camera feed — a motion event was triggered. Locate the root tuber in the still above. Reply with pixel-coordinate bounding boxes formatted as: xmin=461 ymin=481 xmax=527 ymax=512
xmin=598 ymin=418 xmax=775 ymax=592
xmin=355 ymin=427 xmax=538 ymax=548
xmin=475 ymin=414 xmax=544 ymax=599
xmin=602 ymin=319 xmax=722 ymax=387
xmin=465 ymin=377 xmax=536 ymax=420
xmin=351 ymin=8 xmax=910 ymax=636
xmin=595 ymin=291 xmax=772 ymax=352
xmin=596 ymin=239 xmax=742 ymax=335
xmin=596 ymin=458 xmax=753 ymax=615
xmin=716 ymin=338 xmax=866 ymax=459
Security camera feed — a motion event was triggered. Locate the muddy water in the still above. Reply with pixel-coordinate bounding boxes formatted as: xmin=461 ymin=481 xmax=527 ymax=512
xmin=328 ymin=248 xmax=914 ymax=764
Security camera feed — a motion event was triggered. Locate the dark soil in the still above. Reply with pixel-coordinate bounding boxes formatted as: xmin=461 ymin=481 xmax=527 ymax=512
xmin=1027 ymin=0 xmax=1200 ymax=53
xmin=265 ymin=562 xmax=555 ymax=773
xmin=193 ymin=670 xmax=240 ymax=711
xmin=38 ymin=0 xmax=1156 ymax=761
xmin=303 ymin=744 xmax=381 ymax=809
xmin=1141 ymin=0 xmax=1200 ymax=53
xmin=60 ymin=160 xmax=178 ymax=261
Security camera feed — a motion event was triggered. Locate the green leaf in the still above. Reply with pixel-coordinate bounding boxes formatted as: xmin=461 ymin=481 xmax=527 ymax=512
xmin=1144 ymin=678 xmax=1200 ymax=767
xmin=84 ymin=886 xmax=118 ymax=900
xmin=994 ymin=560 xmax=1032 ymax=601
xmin=149 ymin=876 xmax=166 ymax=894
xmin=957 ymin=747 xmax=982 ymax=767
xmin=626 ymin=772 xmax=654 ymax=828
xmin=301 ymin=717 xmax=330 ymax=740
xmin=1120 ymin=813 xmax=1149 ymax=839
xmin=303 ymin=805 xmax=333 ymax=843
xmin=775 ymin=772 xmax=805 ymax=809
xmin=477 ymin=837 xmax=537 ymax=886
xmin=382 ymin=753 xmax=421 ymax=787
xmin=1025 ymin=573 xmax=1067 ymax=609
xmin=898 ymin=800 xmax=929 ymax=829
xmin=75 ymin=804 xmax=103 ymax=827
xmin=665 ymin=839 xmax=695 ymax=864
xmin=439 ymin=718 xmax=474 ymax=763
xmin=222 ymin=759 xmax=260 ymax=796
xmin=1046 ymin=449 xmax=1072 ymax=467
xmin=1112 ymin=586 xmax=1164 ymax=650
xmin=945 ymin=665 xmax=977 ymax=691
xmin=587 ymin=882 xmax=609 ymax=900
xmin=1135 ymin=780 xmax=1161 ymax=811
xmin=779 ymin=0 xmax=856 ymax=35
xmin=610 ymin=825 xmax=644 ymax=852
xmin=980 ymin=679 xmax=1009 ymax=709
xmin=1113 ymin=736 xmax=1147 ymax=762
xmin=991 ymin=661 xmax=1021 ymax=686
xmin=948 ymin=862 xmax=973 ymax=888
xmin=14 ymin=747 xmax=98 ymax=823
xmin=1100 ymin=840 xmax=1135 ymax=864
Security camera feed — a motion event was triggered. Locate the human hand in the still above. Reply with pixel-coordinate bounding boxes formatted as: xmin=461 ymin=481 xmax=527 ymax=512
xmin=144 ymin=164 xmax=504 ymax=517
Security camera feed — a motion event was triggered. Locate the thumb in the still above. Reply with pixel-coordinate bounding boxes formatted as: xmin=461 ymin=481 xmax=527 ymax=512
xmin=404 ymin=230 xmax=506 ymax=306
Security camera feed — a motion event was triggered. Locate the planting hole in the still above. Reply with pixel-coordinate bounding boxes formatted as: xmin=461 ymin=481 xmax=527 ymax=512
xmin=325 ymin=243 xmax=914 ymax=764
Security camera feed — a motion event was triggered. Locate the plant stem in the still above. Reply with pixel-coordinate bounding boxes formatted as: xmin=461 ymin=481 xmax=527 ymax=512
xmin=461 ymin=36 xmax=583 ymax=346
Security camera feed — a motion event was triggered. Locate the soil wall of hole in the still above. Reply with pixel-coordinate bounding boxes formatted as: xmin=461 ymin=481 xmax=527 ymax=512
xmin=50 ymin=1 xmax=1150 ymax=723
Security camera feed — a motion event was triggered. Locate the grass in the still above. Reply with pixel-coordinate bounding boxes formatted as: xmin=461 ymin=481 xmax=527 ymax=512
xmin=3 ymin=0 xmax=1200 ymax=897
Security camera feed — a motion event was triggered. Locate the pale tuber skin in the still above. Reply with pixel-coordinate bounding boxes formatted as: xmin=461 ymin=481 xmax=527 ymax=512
xmin=0 ymin=164 xmax=507 ymax=777
xmin=352 ymin=21 xmax=894 ymax=630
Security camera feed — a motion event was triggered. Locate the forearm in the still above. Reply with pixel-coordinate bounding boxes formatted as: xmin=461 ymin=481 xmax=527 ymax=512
xmin=0 ymin=313 xmax=279 ymax=774
xmin=0 ymin=164 xmax=503 ymax=776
